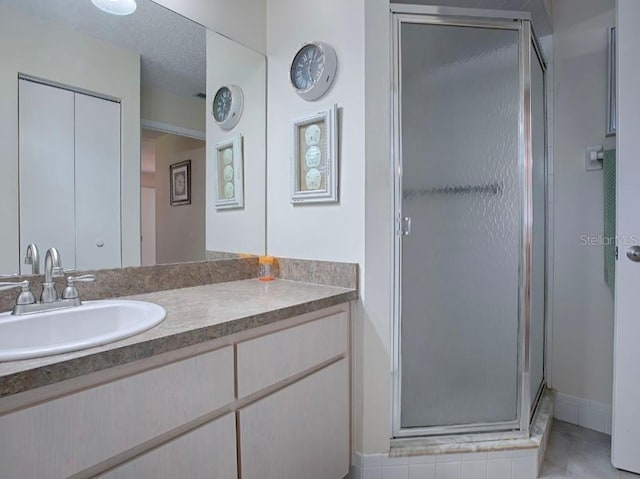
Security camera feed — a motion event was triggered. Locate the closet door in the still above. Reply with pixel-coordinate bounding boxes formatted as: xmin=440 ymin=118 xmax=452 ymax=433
xmin=18 ymin=79 xmax=76 ymax=272
xmin=74 ymin=93 xmax=122 ymax=271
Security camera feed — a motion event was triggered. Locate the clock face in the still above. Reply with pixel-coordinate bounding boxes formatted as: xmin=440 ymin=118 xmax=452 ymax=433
xmin=213 ymin=87 xmax=232 ymax=122
xmin=291 ymin=44 xmax=325 ymax=91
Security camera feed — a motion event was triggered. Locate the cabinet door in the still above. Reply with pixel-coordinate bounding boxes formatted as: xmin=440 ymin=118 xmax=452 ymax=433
xmin=239 ymin=360 xmax=350 ymax=479
xmin=75 ymin=93 xmax=122 ymax=271
xmin=18 ymin=79 xmax=76 ymax=272
xmin=99 ymin=413 xmax=237 ymax=479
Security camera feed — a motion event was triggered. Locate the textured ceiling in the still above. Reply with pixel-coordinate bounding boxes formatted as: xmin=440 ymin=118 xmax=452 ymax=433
xmin=0 ymin=0 xmax=206 ymax=99
xmin=390 ymin=0 xmax=552 ymax=36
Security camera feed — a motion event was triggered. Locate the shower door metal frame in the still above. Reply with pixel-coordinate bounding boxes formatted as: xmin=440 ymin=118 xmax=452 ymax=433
xmin=529 ymin=22 xmax=550 ymax=423
xmin=390 ymin=5 xmax=548 ymax=440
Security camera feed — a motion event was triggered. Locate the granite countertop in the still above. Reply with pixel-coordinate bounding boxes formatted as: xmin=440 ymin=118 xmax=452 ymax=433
xmin=0 ymin=279 xmax=357 ymax=399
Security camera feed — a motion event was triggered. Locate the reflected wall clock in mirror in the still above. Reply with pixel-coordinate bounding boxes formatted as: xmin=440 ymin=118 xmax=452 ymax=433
xmin=290 ymin=42 xmax=337 ymax=101
xmin=212 ymin=85 xmax=244 ymax=130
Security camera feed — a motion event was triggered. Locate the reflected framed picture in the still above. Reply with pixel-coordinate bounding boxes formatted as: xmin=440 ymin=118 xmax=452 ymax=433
xmin=170 ymin=160 xmax=191 ymax=206
xmin=291 ymin=104 xmax=338 ymax=204
xmin=214 ymin=134 xmax=244 ymax=210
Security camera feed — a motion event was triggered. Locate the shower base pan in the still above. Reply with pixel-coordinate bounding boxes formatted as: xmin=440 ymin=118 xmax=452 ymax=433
xmin=354 ymin=390 xmax=554 ymax=479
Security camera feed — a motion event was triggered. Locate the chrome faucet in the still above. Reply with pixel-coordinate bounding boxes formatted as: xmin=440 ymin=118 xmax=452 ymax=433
xmin=2 ymin=248 xmax=96 ymax=316
xmin=41 ymin=247 xmax=64 ymax=303
xmin=24 ymin=243 xmax=40 ymax=275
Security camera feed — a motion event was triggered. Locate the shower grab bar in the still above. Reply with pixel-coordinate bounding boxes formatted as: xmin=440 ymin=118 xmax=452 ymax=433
xmin=403 ymin=182 xmax=502 ymax=199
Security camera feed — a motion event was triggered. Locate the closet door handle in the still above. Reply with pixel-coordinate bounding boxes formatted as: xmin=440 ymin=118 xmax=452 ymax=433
xmin=626 ymin=245 xmax=640 ymax=262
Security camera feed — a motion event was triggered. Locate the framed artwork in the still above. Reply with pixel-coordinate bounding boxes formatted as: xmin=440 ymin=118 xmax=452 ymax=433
xmin=291 ymin=104 xmax=338 ymax=204
xmin=214 ymin=134 xmax=244 ymax=210
xmin=170 ymin=160 xmax=191 ymax=206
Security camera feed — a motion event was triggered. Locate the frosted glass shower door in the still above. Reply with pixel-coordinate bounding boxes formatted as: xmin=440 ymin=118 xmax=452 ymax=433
xmin=399 ymin=23 xmax=522 ymax=430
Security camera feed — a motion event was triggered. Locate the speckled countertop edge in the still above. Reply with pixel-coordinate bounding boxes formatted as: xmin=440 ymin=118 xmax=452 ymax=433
xmin=0 ymin=279 xmax=357 ymax=399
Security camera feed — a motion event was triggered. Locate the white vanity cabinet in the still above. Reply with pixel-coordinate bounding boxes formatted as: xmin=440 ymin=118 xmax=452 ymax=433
xmin=0 ymin=346 xmax=235 ymax=479
xmin=0 ymin=304 xmax=351 ymax=479
xmin=99 ymin=413 xmax=237 ymax=479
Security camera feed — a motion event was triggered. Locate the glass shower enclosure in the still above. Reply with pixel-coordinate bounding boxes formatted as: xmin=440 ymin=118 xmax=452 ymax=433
xmin=392 ymin=6 xmax=547 ymax=439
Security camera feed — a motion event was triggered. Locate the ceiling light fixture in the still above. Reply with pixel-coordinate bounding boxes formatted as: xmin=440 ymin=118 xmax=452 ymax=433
xmin=90 ymin=0 xmax=137 ymax=16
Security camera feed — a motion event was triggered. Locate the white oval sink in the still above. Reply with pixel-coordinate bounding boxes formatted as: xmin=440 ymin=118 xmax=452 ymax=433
xmin=0 ymin=300 xmax=166 ymax=362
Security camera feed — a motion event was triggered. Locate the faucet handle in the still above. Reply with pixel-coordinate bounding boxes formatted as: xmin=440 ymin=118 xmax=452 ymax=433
xmin=0 ymin=280 xmax=29 ymax=292
xmin=67 ymin=274 xmax=96 ymax=285
xmin=0 ymin=273 xmax=19 ymax=279
xmin=62 ymin=275 xmax=96 ymax=300
xmin=0 ymin=280 xmax=36 ymax=306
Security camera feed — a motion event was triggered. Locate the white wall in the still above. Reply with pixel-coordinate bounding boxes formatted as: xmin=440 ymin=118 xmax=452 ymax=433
xmin=206 ymin=31 xmax=267 ymax=256
xmin=155 ymin=135 xmax=206 ymax=264
xmin=152 ymin=0 xmax=266 ymax=55
xmin=361 ymin=0 xmax=395 ymax=455
xmin=0 ymin=5 xmax=141 ymax=273
xmin=265 ymin=0 xmax=368 ymax=451
xmin=141 ymin=87 xmax=206 ymax=134
xmin=551 ymin=0 xmax=616 ymax=407
xmin=265 ymin=0 xmax=365 ymax=264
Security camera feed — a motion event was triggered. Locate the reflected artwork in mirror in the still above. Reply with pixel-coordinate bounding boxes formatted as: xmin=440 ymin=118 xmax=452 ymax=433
xmin=0 ymin=0 xmax=266 ymax=275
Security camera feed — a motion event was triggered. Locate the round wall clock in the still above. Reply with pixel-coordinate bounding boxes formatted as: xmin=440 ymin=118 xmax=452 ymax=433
xmin=290 ymin=42 xmax=337 ymax=101
xmin=212 ymin=85 xmax=244 ymax=130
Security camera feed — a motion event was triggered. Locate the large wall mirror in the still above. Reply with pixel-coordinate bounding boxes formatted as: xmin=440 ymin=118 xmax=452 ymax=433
xmin=0 ymin=0 xmax=266 ymax=275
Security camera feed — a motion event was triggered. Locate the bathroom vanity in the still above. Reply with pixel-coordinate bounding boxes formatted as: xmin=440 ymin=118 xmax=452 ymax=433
xmin=0 ymin=278 xmax=356 ymax=478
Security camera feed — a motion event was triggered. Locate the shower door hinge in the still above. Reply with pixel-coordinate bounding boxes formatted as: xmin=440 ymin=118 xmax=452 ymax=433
xmin=615 ymin=246 xmax=619 ymax=260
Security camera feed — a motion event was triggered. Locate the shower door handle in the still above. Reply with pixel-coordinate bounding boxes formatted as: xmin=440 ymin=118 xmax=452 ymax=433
xmin=400 ymin=216 xmax=412 ymax=236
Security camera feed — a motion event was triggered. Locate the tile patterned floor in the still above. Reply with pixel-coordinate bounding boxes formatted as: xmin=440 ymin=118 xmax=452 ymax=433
xmin=541 ymin=421 xmax=639 ymax=479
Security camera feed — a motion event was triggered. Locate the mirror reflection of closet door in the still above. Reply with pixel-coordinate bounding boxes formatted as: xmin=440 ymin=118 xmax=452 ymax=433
xmin=19 ymin=79 xmax=121 ymax=273
xmin=19 ymin=79 xmax=76 ymax=272
xmin=75 ymin=93 xmax=121 ymax=271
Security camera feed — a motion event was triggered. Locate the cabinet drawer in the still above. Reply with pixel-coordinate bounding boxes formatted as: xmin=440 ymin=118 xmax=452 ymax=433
xmin=0 ymin=346 xmax=234 ymax=479
xmin=99 ymin=413 xmax=237 ymax=479
xmin=237 ymin=310 xmax=348 ymax=398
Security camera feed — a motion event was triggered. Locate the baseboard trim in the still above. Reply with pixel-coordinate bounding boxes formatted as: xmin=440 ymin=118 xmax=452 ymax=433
xmin=554 ymin=392 xmax=612 ymax=435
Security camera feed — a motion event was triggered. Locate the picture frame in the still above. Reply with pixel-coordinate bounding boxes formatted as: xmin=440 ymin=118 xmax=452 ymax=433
xmin=214 ymin=134 xmax=244 ymax=210
xmin=606 ymin=26 xmax=616 ymax=136
xmin=170 ymin=160 xmax=191 ymax=206
xmin=291 ymin=104 xmax=338 ymax=204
